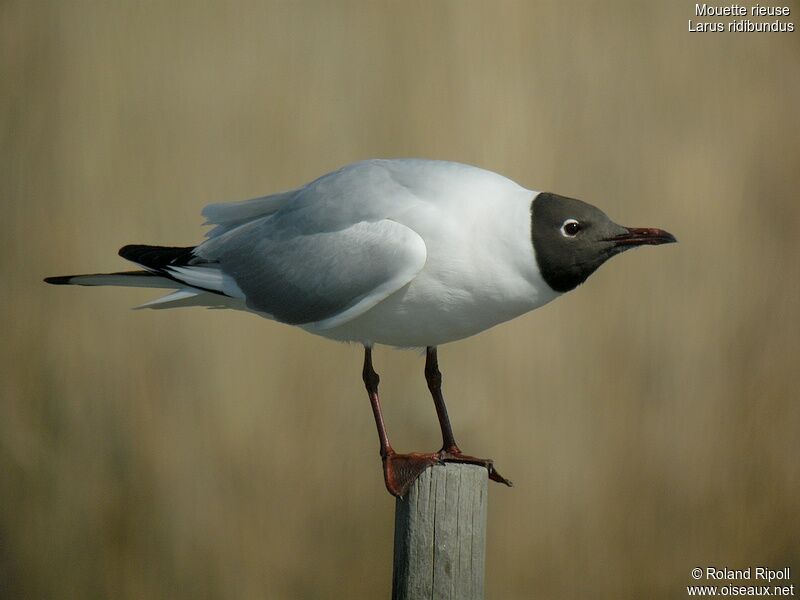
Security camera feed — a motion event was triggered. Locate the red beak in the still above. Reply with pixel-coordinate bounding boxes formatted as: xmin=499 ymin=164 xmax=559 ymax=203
xmin=605 ymin=227 xmax=677 ymax=247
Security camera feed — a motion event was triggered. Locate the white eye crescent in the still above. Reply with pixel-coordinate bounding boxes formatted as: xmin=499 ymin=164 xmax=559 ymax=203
xmin=560 ymin=219 xmax=581 ymax=237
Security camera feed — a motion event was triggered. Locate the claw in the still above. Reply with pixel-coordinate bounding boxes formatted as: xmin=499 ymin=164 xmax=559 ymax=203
xmin=381 ymin=448 xmax=512 ymax=497
xmin=438 ymin=447 xmax=513 ymax=487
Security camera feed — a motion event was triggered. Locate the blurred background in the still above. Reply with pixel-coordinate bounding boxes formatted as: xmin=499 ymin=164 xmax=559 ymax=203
xmin=2 ymin=1 xmax=798 ymax=598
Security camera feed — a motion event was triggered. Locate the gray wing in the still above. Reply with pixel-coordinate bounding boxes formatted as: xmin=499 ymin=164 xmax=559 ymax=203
xmin=151 ymin=160 xmax=500 ymax=322
xmin=196 ymin=217 xmax=427 ymax=329
xmin=200 ymin=160 xmax=413 ymax=239
xmin=201 ymin=188 xmax=299 ymax=239
xmin=200 ymin=159 xmax=456 ymax=237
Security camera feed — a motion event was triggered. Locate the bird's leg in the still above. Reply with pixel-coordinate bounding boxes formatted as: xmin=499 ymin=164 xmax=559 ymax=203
xmin=424 ymin=346 xmax=459 ymax=452
xmin=424 ymin=346 xmax=513 ymax=487
xmin=363 ymin=346 xmax=438 ymax=497
xmin=363 ymin=346 xmax=392 ymax=459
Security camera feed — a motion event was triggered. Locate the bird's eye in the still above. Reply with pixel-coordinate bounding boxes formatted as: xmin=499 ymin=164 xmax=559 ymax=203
xmin=561 ymin=219 xmax=581 ymax=237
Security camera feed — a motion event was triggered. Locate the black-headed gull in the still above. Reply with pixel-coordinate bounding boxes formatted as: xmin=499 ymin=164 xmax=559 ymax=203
xmin=46 ymin=159 xmax=676 ymax=496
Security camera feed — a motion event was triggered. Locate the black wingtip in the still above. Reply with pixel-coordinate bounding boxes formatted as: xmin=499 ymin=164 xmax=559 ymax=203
xmin=118 ymin=244 xmax=196 ymax=268
xmin=117 ymin=244 xmax=137 ymax=259
xmin=44 ymin=275 xmax=74 ymax=285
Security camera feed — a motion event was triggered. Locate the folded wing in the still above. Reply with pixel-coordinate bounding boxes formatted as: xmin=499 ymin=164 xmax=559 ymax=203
xmin=196 ymin=218 xmax=427 ymax=329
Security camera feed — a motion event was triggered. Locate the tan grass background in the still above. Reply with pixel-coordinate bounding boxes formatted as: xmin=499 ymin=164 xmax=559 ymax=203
xmin=2 ymin=2 xmax=799 ymax=598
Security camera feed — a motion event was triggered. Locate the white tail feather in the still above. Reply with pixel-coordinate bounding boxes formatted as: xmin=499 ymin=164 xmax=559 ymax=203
xmin=55 ymin=273 xmax=177 ymax=288
xmin=47 ymin=271 xmax=248 ymax=312
xmin=134 ymin=289 xmax=199 ymax=308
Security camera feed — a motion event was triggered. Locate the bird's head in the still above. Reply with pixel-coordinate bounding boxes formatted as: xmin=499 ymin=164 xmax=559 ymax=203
xmin=531 ymin=192 xmax=676 ymax=293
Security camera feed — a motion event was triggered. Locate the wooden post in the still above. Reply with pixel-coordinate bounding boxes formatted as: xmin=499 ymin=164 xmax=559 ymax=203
xmin=391 ymin=463 xmax=488 ymax=600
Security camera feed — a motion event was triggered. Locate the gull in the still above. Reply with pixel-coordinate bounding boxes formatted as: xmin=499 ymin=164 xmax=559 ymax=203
xmin=46 ymin=159 xmax=676 ymax=496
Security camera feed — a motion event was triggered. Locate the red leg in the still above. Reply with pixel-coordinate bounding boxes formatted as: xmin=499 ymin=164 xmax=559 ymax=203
xmin=425 ymin=347 xmax=512 ymax=487
xmin=363 ymin=347 xmax=438 ymax=497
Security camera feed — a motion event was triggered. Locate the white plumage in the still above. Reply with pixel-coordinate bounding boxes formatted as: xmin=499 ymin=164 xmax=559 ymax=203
xmin=46 ymin=157 xmax=676 ymax=497
xmin=50 ymin=159 xmax=563 ymax=346
xmin=148 ymin=159 xmax=557 ymax=346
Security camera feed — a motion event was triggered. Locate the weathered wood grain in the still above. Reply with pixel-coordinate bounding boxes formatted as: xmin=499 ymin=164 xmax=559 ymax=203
xmin=392 ymin=464 xmax=488 ymax=600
